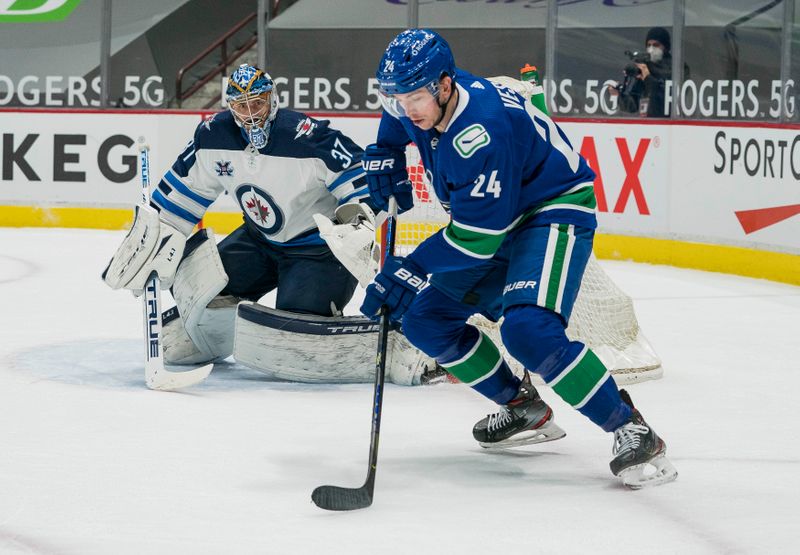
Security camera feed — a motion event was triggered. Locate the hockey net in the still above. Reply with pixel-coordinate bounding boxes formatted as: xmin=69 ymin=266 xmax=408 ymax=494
xmin=395 ymin=145 xmax=662 ymax=385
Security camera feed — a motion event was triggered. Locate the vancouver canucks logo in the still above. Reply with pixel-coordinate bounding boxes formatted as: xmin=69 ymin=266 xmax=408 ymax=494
xmin=215 ymin=160 xmax=234 ymax=176
xmin=236 ymin=184 xmax=284 ymax=235
xmin=454 ymin=124 xmax=491 ymax=159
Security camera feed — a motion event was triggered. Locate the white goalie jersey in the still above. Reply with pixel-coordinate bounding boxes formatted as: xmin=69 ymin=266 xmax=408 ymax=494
xmin=151 ymin=109 xmax=369 ymax=245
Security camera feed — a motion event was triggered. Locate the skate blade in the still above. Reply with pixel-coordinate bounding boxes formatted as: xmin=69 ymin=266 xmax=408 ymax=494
xmin=619 ymin=454 xmax=678 ymax=489
xmin=479 ymin=422 xmax=567 ymax=450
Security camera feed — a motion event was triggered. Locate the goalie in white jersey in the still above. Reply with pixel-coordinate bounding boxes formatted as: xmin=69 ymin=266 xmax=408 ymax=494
xmin=102 ymin=64 xmax=437 ymax=386
xmin=360 ymin=30 xmax=677 ymax=488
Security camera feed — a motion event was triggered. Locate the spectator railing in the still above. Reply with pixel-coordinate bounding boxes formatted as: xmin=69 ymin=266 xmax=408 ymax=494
xmin=175 ymin=12 xmax=258 ymax=108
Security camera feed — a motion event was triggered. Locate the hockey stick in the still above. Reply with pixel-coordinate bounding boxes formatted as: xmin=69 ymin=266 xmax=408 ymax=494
xmin=311 ymin=196 xmax=398 ymax=511
xmin=138 ymin=140 xmax=213 ymax=391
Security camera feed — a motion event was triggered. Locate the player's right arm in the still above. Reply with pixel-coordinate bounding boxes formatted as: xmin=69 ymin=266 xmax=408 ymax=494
xmin=102 ymin=119 xmax=223 ymax=295
xmin=150 ymin=120 xmax=224 ymax=236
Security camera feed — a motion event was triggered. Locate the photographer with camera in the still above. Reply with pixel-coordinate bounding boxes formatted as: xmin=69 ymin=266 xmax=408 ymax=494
xmin=608 ymin=27 xmax=675 ymax=118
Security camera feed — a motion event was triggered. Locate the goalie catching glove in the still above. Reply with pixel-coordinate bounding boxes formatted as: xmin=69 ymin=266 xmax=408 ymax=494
xmin=101 ymin=204 xmax=187 ymax=296
xmin=313 ymin=203 xmax=380 ymax=288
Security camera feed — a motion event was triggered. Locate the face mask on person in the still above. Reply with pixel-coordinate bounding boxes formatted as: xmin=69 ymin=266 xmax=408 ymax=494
xmin=647 ymin=46 xmax=664 ymax=63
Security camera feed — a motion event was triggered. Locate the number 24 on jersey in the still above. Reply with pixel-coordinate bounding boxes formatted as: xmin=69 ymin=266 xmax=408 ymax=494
xmin=470 ymin=170 xmax=502 ymax=198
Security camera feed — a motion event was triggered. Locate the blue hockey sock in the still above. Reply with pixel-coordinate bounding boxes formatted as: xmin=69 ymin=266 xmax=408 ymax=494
xmin=501 ymin=306 xmax=631 ymax=431
xmin=541 ymin=345 xmax=631 ymax=431
xmin=438 ymin=327 xmax=520 ymax=404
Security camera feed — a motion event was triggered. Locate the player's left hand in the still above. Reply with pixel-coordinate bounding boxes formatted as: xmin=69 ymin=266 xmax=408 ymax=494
xmin=360 ymin=256 xmax=427 ymax=323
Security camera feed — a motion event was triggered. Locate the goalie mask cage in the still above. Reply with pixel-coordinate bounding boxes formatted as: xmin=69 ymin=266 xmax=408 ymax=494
xmin=394 ymin=145 xmax=662 ymax=385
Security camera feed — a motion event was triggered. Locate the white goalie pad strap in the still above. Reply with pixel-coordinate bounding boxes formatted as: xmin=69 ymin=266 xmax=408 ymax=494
xmin=488 ymin=75 xmax=537 ymax=98
xmin=313 ymin=205 xmax=379 ymax=288
xmin=171 ymin=229 xmax=233 ymax=359
xmin=102 ymin=204 xmax=187 ymax=295
xmin=233 ymin=303 xmax=432 ymax=385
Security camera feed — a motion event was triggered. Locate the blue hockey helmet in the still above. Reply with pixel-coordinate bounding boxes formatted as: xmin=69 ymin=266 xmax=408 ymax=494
xmin=225 ymin=64 xmax=279 ymax=149
xmin=376 ymin=29 xmax=456 ymax=97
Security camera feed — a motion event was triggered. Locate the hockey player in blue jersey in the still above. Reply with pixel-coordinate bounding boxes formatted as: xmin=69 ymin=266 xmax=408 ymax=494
xmin=360 ymin=29 xmax=677 ymax=488
xmin=102 ymin=64 xmax=434 ymax=386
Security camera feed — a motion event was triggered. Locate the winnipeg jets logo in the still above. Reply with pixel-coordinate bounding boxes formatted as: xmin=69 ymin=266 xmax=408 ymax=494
xmin=235 ymin=184 xmax=284 ymax=235
xmin=215 ymin=160 xmax=234 ymax=176
xmin=294 ymin=117 xmax=317 ymax=139
xmin=246 ymin=196 xmax=270 ymax=223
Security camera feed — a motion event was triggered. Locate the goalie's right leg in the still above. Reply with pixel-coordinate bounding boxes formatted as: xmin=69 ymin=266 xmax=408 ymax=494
xmin=162 ymin=296 xmax=238 ymax=364
xmin=162 ymin=229 xmax=236 ymax=365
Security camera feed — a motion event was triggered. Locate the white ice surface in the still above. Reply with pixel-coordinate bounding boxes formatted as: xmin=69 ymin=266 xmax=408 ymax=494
xmin=1 ymin=228 xmax=798 ymax=554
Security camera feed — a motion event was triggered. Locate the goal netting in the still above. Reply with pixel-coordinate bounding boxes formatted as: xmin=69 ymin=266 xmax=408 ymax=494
xmin=395 ymin=145 xmax=662 ymax=385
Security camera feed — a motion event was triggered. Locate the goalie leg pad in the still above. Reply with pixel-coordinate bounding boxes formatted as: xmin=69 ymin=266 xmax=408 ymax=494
xmin=163 ymin=300 xmax=238 ymax=364
xmin=233 ymin=303 xmax=433 ymax=385
xmin=163 ymin=306 xmax=212 ymax=365
xmin=164 ymin=229 xmax=235 ymax=364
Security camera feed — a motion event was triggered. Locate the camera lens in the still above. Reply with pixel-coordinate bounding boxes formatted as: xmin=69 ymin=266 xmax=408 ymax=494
xmin=624 ymin=63 xmax=641 ymax=77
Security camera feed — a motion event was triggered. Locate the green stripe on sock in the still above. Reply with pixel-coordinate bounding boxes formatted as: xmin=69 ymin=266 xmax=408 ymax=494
xmin=441 ymin=332 xmax=502 ymax=384
xmin=545 ymin=224 xmax=570 ymax=310
xmin=551 ymin=348 xmax=608 ymax=406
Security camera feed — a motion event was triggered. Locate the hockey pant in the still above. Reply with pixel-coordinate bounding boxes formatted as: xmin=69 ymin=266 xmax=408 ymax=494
xmin=217 ymin=224 xmax=358 ymax=315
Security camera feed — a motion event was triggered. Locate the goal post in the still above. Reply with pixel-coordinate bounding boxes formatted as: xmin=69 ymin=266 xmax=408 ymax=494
xmin=394 ymin=144 xmax=663 ymax=385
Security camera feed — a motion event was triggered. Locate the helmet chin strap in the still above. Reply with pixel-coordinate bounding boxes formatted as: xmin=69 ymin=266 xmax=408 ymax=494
xmin=433 ymin=86 xmax=454 ymax=129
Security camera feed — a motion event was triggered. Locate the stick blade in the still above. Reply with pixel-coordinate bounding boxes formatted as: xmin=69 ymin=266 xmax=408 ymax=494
xmin=146 ymin=362 xmax=214 ymax=391
xmin=311 ymin=484 xmax=373 ymax=511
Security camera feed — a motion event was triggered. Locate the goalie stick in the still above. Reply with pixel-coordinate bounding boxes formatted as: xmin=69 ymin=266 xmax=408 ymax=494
xmin=311 ymin=196 xmax=398 ymax=511
xmin=138 ymin=141 xmax=213 ymax=391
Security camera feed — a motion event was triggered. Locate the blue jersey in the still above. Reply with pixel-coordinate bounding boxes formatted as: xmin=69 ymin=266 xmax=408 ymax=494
xmin=152 ymin=109 xmax=368 ymax=246
xmin=376 ymin=69 xmax=597 ymax=273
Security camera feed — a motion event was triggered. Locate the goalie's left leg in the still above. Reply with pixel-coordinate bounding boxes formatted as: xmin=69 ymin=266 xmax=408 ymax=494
xmin=232 ymin=303 xmax=439 ymax=385
xmin=610 ymin=389 xmax=678 ymax=489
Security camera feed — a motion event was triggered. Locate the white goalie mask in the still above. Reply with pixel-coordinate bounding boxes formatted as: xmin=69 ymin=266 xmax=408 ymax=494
xmin=225 ymin=64 xmax=279 ymax=149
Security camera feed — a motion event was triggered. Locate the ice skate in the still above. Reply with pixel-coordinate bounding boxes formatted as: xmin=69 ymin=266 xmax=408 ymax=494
xmin=610 ymin=389 xmax=678 ymax=489
xmin=473 ymin=371 xmax=566 ymax=449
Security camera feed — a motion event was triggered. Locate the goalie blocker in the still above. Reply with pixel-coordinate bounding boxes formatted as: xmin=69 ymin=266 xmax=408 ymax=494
xmin=233 ymin=303 xmax=441 ymax=386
